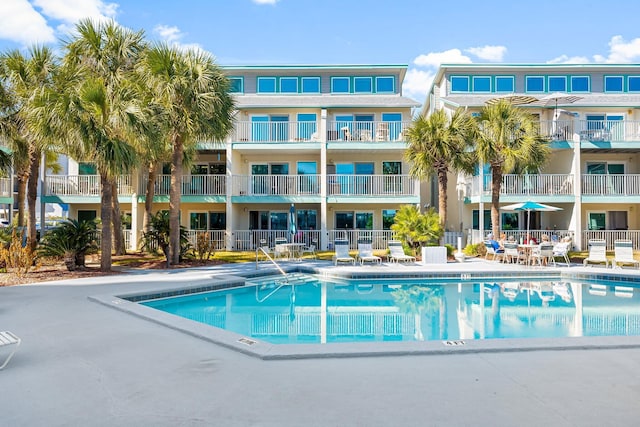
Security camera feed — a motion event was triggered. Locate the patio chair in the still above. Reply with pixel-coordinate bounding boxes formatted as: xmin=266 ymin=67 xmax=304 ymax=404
xmin=613 ymin=240 xmax=640 ymax=269
xmin=300 ymin=240 xmax=317 ymax=259
xmin=274 ymin=237 xmax=289 ymax=260
xmin=529 ymin=243 xmax=555 ymax=266
xmin=552 ymin=241 xmax=571 ymax=266
xmin=484 ymin=241 xmax=504 ymax=261
xmin=502 ymin=242 xmax=522 ymax=264
xmin=332 ymin=239 xmax=355 ymax=265
xmin=356 ymin=240 xmax=382 ymax=265
xmin=583 ymin=239 xmax=609 ymax=268
xmin=387 ymin=240 xmax=416 ymax=263
xmin=0 ymin=331 xmax=21 ymax=370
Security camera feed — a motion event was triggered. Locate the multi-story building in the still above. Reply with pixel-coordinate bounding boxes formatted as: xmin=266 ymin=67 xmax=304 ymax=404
xmin=41 ymin=64 xmax=421 ymax=251
xmin=425 ymin=63 xmax=640 ymax=250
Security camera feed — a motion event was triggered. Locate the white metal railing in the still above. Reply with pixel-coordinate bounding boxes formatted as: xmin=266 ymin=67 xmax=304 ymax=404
xmin=469 ymin=174 xmax=574 ymax=197
xmin=327 ymin=175 xmax=415 ymax=196
xmin=139 ymin=174 xmax=226 ymax=196
xmin=233 ymin=175 xmax=320 ymax=196
xmin=538 ymin=119 xmax=575 ymax=140
xmin=0 ymin=177 xmax=11 ymax=197
xmin=326 ymin=120 xmax=411 ymax=142
xmin=186 ymin=230 xmax=226 ymax=250
xmin=576 ymin=119 xmax=640 ymax=142
xmin=470 ymin=229 xmax=575 ymax=246
xmin=581 ymin=174 xmax=640 ymax=196
xmin=328 ymin=230 xmax=395 ymax=250
xmin=234 ymin=230 xmax=321 ymax=251
xmin=232 ymin=120 xmax=319 ymax=143
xmin=45 ymin=175 xmax=133 ymax=196
xmin=583 ymin=230 xmax=640 ymax=250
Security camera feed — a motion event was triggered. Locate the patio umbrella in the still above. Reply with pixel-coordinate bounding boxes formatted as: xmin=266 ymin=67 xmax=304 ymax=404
xmin=485 ymin=94 xmax=539 ymax=106
xmin=289 ymin=204 xmax=296 ymax=240
xmin=501 ymin=201 xmax=563 ymax=238
xmin=541 ymin=92 xmax=583 ymax=120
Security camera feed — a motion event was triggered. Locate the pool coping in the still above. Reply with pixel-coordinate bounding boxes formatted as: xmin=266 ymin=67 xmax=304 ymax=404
xmin=89 ymin=265 xmax=640 ymax=360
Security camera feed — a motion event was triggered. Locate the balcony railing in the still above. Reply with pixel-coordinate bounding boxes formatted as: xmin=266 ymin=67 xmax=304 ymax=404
xmin=185 ymin=230 xmax=226 ymax=250
xmin=231 ymin=120 xmax=319 ymax=143
xmin=139 ymin=174 xmax=226 ymax=196
xmin=327 ymin=120 xmax=411 ymax=142
xmin=234 ymin=230 xmax=321 ymax=251
xmin=233 ymin=175 xmax=320 ymax=196
xmin=469 ymin=174 xmax=574 ymax=197
xmin=0 ymin=177 xmax=11 ymax=197
xmin=327 ymin=175 xmax=415 ymax=196
xmin=536 ymin=119 xmax=640 ymax=142
xmin=581 ymin=174 xmax=640 ymax=196
xmin=45 ymin=175 xmax=133 ymax=196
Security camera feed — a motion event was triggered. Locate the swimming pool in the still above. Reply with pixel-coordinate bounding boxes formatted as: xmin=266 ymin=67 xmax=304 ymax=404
xmin=139 ymin=273 xmax=640 ymax=345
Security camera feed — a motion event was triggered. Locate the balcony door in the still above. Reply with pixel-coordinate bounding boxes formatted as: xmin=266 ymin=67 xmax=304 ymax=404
xmin=251 ymin=163 xmax=288 ymax=195
xmin=586 ymin=162 xmax=624 ymax=194
xmin=251 ymin=115 xmax=289 ymax=142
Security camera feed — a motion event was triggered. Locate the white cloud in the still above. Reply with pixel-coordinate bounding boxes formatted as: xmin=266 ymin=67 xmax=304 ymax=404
xmin=546 ymin=54 xmax=591 ymax=64
xmin=153 ymin=24 xmax=204 ymax=53
xmin=402 ymin=68 xmax=435 ymax=103
xmin=600 ymin=35 xmax=640 ymax=63
xmin=252 ymin=0 xmax=279 ymax=4
xmin=0 ymin=0 xmax=55 ymax=45
xmin=465 ymin=45 xmax=506 ymax=62
xmin=413 ymin=49 xmax=472 ymax=68
xmin=32 ymin=0 xmax=118 ymax=23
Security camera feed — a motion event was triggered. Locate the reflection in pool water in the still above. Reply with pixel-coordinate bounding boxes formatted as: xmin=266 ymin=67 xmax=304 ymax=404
xmin=140 ymin=275 xmax=639 ymax=345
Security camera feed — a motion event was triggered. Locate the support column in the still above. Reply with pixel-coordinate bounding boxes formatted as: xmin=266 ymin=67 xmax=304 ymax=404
xmin=572 ymin=131 xmax=582 ymax=250
xmin=130 ymin=172 xmax=139 ymax=251
xmin=320 ymin=109 xmax=328 ymax=251
xmin=226 ymin=141 xmax=234 ymax=251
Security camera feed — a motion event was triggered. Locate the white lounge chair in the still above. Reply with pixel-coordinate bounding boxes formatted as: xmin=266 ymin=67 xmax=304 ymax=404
xmin=613 ymin=240 xmax=640 ymax=269
xmin=583 ymin=239 xmax=609 ymax=268
xmin=387 ymin=240 xmax=416 ymax=263
xmin=332 ymin=239 xmax=355 ymax=265
xmin=0 ymin=331 xmax=21 ymax=370
xmin=356 ymin=240 xmax=382 ymax=265
xmin=552 ymin=241 xmax=571 ymax=266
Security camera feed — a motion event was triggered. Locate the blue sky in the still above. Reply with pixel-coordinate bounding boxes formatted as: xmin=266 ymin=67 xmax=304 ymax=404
xmin=2 ymin=0 xmax=640 ymax=102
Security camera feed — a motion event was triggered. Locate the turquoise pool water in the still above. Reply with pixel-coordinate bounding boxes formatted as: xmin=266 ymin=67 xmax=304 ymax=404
xmin=140 ymin=274 xmax=640 ymax=345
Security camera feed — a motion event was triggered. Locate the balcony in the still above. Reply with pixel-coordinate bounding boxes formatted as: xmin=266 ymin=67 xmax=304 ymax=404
xmin=326 ymin=121 xmax=411 ymax=142
xmin=140 ymin=174 xmax=227 ymax=196
xmin=469 ymin=174 xmax=574 ymax=197
xmin=45 ymin=175 xmax=134 ymax=197
xmin=536 ymin=119 xmax=640 ymax=142
xmin=582 ymin=174 xmax=640 ymax=196
xmin=327 ymin=174 xmax=415 ymax=196
xmin=231 ymin=121 xmax=319 ymax=143
xmin=0 ymin=177 xmax=11 ymax=198
xmin=233 ymin=175 xmax=320 ymax=196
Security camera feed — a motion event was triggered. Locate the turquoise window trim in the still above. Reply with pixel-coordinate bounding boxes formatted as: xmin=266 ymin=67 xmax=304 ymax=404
xmin=629 ymin=76 xmax=640 ymax=92
xmin=301 ymin=76 xmax=321 ymax=93
xmin=280 ymin=77 xmax=298 ymax=93
xmin=604 ymin=75 xmax=624 ymax=93
xmin=229 ymin=76 xmax=244 ymax=93
xmin=495 ymin=75 xmax=514 ymax=92
xmin=257 ymin=76 xmax=276 ymax=93
xmin=472 ymin=76 xmax=491 ymax=92
xmin=570 ymin=75 xmax=590 ymax=92
xmin=354 ymin=76 xmax=373 ymax=93
xmin=331 ymin=76 xmax=350 ymax=93
xmin=450 ymin=75 xmax=470 ymax=93
xmin=525 ymin=75 xmax=545 ymax=93
xmin=548 ymin=76 xmax=567 ymax=92
xmin=375 ymin=76 xmax=395 ymax=93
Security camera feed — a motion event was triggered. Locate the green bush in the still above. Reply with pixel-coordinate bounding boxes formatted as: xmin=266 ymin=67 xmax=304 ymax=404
xmin=37 ymin=219 xmax=97 ymax=271
xmin=463 ymin=242 xmax=485 ymax=257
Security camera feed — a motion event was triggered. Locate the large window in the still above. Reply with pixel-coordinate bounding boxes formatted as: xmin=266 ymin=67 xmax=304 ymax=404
xmin=604 ymin=75 xmax=624 ymax=92
xmin=450 ymin=76 xmax=469 ymax=92
xmin=629 ymin=76 xmax=640 ymax=92
xmin=472 ymin=76 xmax=491 ymax=92
xmin=257 ymin=77 xmax=276 ymax=93
xmin=251 ymin=115 xmax=289 ymax=141
xmin=354 ymin=76 xmax=372 ymax=93
xmin=229 ymin=77 xmax=243 ymax=93
xmin=548 ymin=76 xmax=567 ymax=92
xmin=296 ymin=210 xmax=317 ymax=230
xmin=297 ymin=161 xmax=318 ymax=193
xmin=296 ymin=113 xmax=317 ymax=140
xmin=375 ymin=76 xmax=395 ymax=93
xmin=78 ymin=162 xmax=97 ymax=175
xmin=472 ymin=209 xmax=491 ymax=230
xmin=301 ymin=77 xmax=320 ymax=93
xmin=571 ymin=76 xmax=590 ymax=92
xmin=331 ymin=77 xmax=350 ymax=93
xmin=190 ymin=212 xmax=207 ymax=230
xmin=525 ymin=76 xmax=545 ymax=92
xmin=495 ymin=76 xmax=514 ymax=92
xmin=335 ymin=212 xmax=372 ymax=229
xmin=382 ymin=209 xmax=396 ymax=230
xmin=280 ymin=77 xmax=298 ymax=93
xmin=382 ymin=113 xmax=402 ymax=141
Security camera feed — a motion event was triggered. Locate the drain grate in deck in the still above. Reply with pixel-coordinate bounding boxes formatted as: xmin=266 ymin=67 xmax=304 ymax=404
xmin=443 ymin=340 xmax=465 ymax=346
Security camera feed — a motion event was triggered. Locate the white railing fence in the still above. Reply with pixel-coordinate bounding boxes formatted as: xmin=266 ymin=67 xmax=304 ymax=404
xmin=581 ymin=174 xmax=640 ymax=196
xmin=233 ymin=175 xmax=321 ymax=196
xmin=0 ymin=177 xmax=11 ymax=197
xmin=327 ymin=175 xmax=415 ymax=196
xmin=234 ymin=230 xmax=321 ymax=251
xmin=583 ymin=230 xmax=640 ymax=251
xmin=326 ymin=120 xmax=412 ymax=142
xmin=231 ymin=120 xmax=319 ymax=143
xmin=139 ymin=174 xmax=226 ymax=196
xmin=469 ymin=174 xmax=573 ymax=197
xmin=45 ymin=175 xmax=133 ymax=196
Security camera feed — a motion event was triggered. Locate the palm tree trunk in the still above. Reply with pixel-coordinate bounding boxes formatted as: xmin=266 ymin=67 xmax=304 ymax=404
xmin=143 ymin=162 xmax=158 ymax=233
xmin=111 ymin=181 xmax=123 ymax=255
xmin=491 ymin=168 xmax=502 ymax=238
xmin=16 ymin=174 xmax=27 ymax=227
xmin=169 ymin=137 xmax=183 ymax=266
xmin=437 ymin=170 xmax=448 ymax=244
xmin=26 ymin=148 xmax=41 ymax=250
xmin=100 ymin=172 xmax=113 ymax=271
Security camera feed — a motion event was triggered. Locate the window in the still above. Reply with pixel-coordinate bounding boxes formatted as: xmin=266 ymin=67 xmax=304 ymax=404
xmin=296 ymin=209 xmax=317 ymax=230
xmin=604 ymin=75 xmax=624 ymax=92
xmin=472 ymin=76 xmax=491 ymax=92
xmin=375 ymin=76 xmax=395 ymax=93
xmin=335 ymin=212 xmax=354 ymax=229
xmin=251 ymin=115 xmax=289 ymax=141
xmin=297 ymin=161 xmax=318 ymax=193
xmin=495 ymin=76 xmax=514 ymax=92
xmin=525 ymin=76 xmax=545 ymax=92
xmin=78 ymin=210 xmax=97 ymax=223
xmin=209 ymin=212 xmax=226 ymax=230
xmin=280 ymin=77 xmax=298 ymax=93
xmin=383 ymin=161 xmax=402 ymax=193
xmin=296 ymin=113 xmax=317 ymax=140
xmin=450 ymin=76 xmax=469 ymax=92
xmin=628 ymin=76 xmax=640 ymax=92
xmin=382 ymin=210 xmax=396 ymax=230
xmin=356 ymin=212 xmax=373 ymax=229
xmin=301 ymin=77 xmax=320 ymax=93
xmin=571 ymin=76 xmax=590 ymax=92
xmin=548 ymin=76 xmax=566 ymax=92
xmin=588 ymin=212 xmax=606 ymax=230
xmin=190 ymin=212 xmax=207 ymax=230
xmin=382 ymin=113 xmax=402 ymax=141
xmin=331 ymin=77 xmax=350 ymax=93
xmin=472 ymin=210 xmax=491 ymax=230
xmin=78 ymin=162 xmax=97 ymax=175
xmin=229 ymin=77 xmax=243 ymax=93
xmin=354 ymin=76 xmax=372 ymax=93
xmin=257 ymin=77 xmax=276 ymax=93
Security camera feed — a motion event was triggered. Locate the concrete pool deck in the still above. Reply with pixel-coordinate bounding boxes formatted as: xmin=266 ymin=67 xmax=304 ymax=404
xmin=2 ymin=258 xmax=640 ymax=426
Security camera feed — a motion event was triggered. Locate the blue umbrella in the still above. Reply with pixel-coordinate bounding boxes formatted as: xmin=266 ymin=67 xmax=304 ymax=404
xmin=501 ymin=201 xmax=562 ymax=238
xmin=289 ymin=204 xmax=296 ymax=239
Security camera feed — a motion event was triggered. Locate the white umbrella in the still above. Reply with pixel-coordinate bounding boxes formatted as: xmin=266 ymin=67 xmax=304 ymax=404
xmin=501 ymin=201 xmax=563 ymax=238
xmin=541 ymin=92 xmax=583 ymax=120
xmin=486 ymin=94 xmax=539 ymax=106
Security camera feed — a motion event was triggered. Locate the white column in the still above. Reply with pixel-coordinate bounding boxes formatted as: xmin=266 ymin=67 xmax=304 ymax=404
xmin=129 ymin=171 xmax=139 ymax=251
xmin=572 ymin=130 xmax=582 ymax=250
xmin=320 ymin=109 xmax=328 ymax=251
xmin=226 ymin=141 xmax=234 ymax=251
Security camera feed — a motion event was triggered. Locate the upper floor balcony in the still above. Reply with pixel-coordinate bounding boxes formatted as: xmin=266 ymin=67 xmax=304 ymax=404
xmin=139 ymin=174 xmax=226 ymax=196
xmin=232 ymin=174 xmax=320 ymax=196
xmin=538 ymin=119 xmax=640 ymax=143
xmin=327 ymin=120 xmax=411 ymax=142
xmin=45 ymin=175 xmax=134 ymax=197
xmin=327 ymin=174 xmax=415 ymax=196
xmin=0 ymin=177 xmax=11 ymax=198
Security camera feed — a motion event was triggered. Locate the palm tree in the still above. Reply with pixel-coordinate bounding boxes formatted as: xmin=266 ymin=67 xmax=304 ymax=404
xmin=390 ymin=205 xmax=442 ymax=256
xmin=138 ymin=44 xmax=234 ymax=265
xmin=405 ymin=108 xmax=475 ymax=232
xmin=475 ymin=100 xmax=551 ymax=238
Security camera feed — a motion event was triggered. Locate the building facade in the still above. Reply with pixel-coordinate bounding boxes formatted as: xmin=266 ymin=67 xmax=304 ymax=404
xmin=425 ymin=63 xmax=640 ymax=250
xmin=40 ymin=64 xmax=421 ymax=251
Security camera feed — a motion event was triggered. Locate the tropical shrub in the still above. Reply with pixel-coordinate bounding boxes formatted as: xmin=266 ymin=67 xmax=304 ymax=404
xmin=391 ymin=205 xmax=443 ymax=255
xmin=140 ymin=211 xmax=191 ymax=267
xmin=0 ymin=229 xmax=37 ymax=276
xmin=38 ymin=219 xmax=98 ymax=271
xmin=194 ymin=232 xmax=216 ymax=262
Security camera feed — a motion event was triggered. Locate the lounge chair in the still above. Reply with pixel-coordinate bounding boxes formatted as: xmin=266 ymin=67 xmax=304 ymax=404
xmin=552 ymin=241 xmax=571 ymax=266
xmin=0 ymin=331 xmax=21 ymax=370
xmin=583 ymin=239 xmax=609 ymax=268
xmin=332 ymin=239 xmax=355 ymax=265
xmin=387 ymin=240 xmax=416 ymax=263
xmin=613 ymin=240 xmax=640 ymax=269
xmin=356 ymin=240 xmax=382 ymax=265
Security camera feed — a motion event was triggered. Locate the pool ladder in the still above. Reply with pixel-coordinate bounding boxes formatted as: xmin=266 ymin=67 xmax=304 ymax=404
xmin=256 ymin=246 xmax=287 ymax=277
